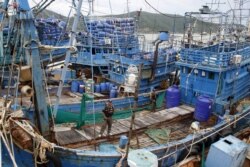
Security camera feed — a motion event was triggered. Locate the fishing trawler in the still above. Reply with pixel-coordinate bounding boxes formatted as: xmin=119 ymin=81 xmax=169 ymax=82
xmin=49 ymin=29 xmax=177 ymax=125
xmin=0 ymin=5 xmax=69 ymax=65
xmin=1 ymin=0 xmax=250 ymax=167
xmin=0 ymin=0 xmax=178 ymax=127
xmin=46 ymin=8 xmax=178 ymax=124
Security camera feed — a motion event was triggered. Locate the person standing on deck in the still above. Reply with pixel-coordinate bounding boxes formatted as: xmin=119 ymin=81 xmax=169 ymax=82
xmin=150 ymin=89 xmax=157 ymax=112
xmin=99 ymin=100 xmax=114 ymax=137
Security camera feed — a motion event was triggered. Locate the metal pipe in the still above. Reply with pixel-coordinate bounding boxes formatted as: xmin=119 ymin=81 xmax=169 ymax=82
xmin=53 ymin=0 xmax=84 ymax=117
xmin=150 ymin=40 xmax=163 ymax=81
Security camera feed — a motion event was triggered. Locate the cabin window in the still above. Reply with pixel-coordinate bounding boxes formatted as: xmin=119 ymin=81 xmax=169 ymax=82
xmin=92 ymin=48 xmax=96 ymax=55
xmin=113 ymin=64 xmax=117 ymax=72
xmin=182 ymin=67 xmax=186 ymax=74
xmin=188 ymin=68 xmax=191 ymax=74
xmin=208 ymin=72 xmax=215 ymax=80
xmin=96 ymin=49 xmax=101 ymax=53
xmin=201 ymin=71 xmax=206 ymax=77
xmin=116 ymin=66 xmax=123 ymax=74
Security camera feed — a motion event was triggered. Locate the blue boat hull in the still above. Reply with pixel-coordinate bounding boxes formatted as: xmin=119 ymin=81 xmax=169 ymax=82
xmin=4 ymin=108 xmax=250 ymax=167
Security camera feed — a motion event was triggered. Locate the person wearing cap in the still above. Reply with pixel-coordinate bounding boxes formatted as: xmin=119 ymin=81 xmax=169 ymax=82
xmin=99 ymin=100 xmax=114 ymax=137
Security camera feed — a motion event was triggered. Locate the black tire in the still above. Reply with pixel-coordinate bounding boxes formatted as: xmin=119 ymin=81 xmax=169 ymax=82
xmin=220 ymin=127 xmax=233 ymax=137
xmin=46 ymin=152 xmax=62 ymax=167
xmin=177 ymin=144 xmax=200 ymax=162
xmin=205 ymin=134 xmax=219 ymax=147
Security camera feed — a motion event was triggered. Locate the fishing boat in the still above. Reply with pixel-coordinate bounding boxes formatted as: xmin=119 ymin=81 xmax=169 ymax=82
xmin=0 ymin=0 xmax=178 ymax=123
xmin=0 ymin=0 xmax=178 ymax=126
xmin=0 ymin=1 xmax=70 ymax=89
xmin=46 ymin=9 xmax=178 ymax=124
xmin=0 ymin=9 xmax=69 ymax=66
xmin=49 ymin=29 xmax=178 ymax=125
xmin=1 ymin=1 xmax=250 ymax=167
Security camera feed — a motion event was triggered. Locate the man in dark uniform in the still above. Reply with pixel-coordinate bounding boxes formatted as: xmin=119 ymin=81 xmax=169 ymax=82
xmin=99 ymin=100 xmax=114 ymax=137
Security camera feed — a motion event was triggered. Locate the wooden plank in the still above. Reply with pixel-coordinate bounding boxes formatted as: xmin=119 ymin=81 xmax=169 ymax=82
xmin=112 ymin=122 xmax=129 ymax=134
xmin=175 ymin=109 xmax=191 ymax=116
xmin=55 ymin=130 xmax=87 ymax=145
xmin=110 ymin=123 xmax=121 ymax=135
xmin=167 ymin=107 xmax=191 ymax=116
xmin=158 ymin=109 xmax=168 ymax=115
xmin=88 ymin=126 xmax=99 ymax=137
xmin=179 ymin=105 xmax=195 ymax=112
xmin=150 ymin=113 xmax=167 ymax=122
xmin=139 ymin=116 xmax=154 ymax=125
xmin=75 ymin=129 xmax=92 ymax=140
xmin=135 ymin=117 xmax=151 ymax=126
xmin=93 ymin=125 xmax=101 ymax=133
xmin=119 ymin=120 xmax=140 ymax=129
xmin=143 ymin=115 xmax=159 ymax=125
xmin=133 ymin=118 xmax=147 ymax=128
xmin=80 ymin=128 xmax=95 ymax=140
xmin=162 ymin=112 xmax=178 ymax=120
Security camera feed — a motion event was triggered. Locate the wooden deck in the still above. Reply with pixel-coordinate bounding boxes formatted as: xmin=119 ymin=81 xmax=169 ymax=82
xmin=54 ymin=105 xmax=195 ymax=148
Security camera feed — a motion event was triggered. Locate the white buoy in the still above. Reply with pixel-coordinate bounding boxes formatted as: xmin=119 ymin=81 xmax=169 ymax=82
xmin=127 ymin=73 xmax=136 ymax=86
xmin=21 ymin=85 xmax=33 ymax=96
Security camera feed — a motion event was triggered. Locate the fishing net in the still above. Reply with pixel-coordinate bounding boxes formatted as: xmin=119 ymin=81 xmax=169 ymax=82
xmin=145 ymin=128 xmax=171 ymax=144
xmin=49 ymin=92 xmax=166 ymax=125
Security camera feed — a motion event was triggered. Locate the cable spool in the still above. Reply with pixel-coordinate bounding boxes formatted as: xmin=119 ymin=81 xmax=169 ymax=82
xmin=20 ymin=66 xmax=32 ymax=82
xmin=20 ymin=85 xmax=34 ymax=96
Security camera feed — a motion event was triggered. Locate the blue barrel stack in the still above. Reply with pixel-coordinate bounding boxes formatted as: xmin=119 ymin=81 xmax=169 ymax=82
xmin=85 ymin=17 xmax=138 ymax=54
xmin=35 ymin=18 xmax=69 ymax=45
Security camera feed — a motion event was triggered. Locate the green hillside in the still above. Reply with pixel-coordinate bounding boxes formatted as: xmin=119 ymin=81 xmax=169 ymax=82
xmin=37 ymin=10 xmax=218 ymax=33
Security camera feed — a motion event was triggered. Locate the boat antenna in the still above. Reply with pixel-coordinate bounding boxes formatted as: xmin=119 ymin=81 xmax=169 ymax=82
xmin=206 ymin=0 xmax=226 ymax=11
xmin=144 ymin=0 xmax=183 ymax=19
xmin=88 ymin=0 xmax=94 ymax=16
xmin=32 ymin=0 xmax=56 ymax=15
xmin=52 ymin=0 xmax=84 ymax=117
xmin=127 ymin=0 xmax=130 ymax=17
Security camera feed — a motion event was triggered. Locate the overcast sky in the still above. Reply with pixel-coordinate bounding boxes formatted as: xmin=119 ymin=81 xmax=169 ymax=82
xmin=30 ymin=0 xmax=244 ymax=17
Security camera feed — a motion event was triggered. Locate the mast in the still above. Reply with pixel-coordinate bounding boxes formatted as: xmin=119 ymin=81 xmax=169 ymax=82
xmin=52 ymin=0 xmax=83 ymax=117
xmin=15 ymin=0 xmax=50 ymax=136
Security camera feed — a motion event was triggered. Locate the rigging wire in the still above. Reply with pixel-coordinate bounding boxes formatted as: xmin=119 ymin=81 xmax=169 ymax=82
xmin=158 ymin=108 xmax=250 ymax=161
xmin=48 ymin=6 xmax=73 ymax=65
xmin=144 ymin=0 xmax=183 ymax=19
xmin=109 ymin=0 xmax=113 ymax=15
